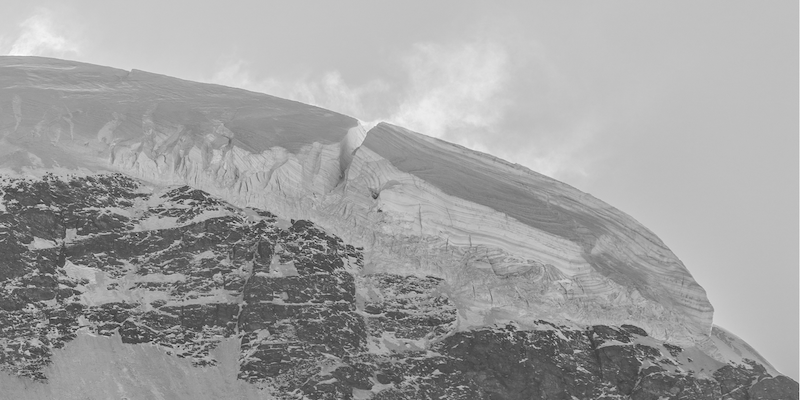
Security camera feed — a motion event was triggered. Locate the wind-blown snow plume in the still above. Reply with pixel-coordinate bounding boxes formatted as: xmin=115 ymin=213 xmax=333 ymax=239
xmin=6 ymin=8 xmax=80 ymax=57
xmin=211 ymin=59 xmax=388 ymax=123
xmin=210 ymin=40 xmax=509 ymax=139
xmin=388 ymin=41 xmax=509 ymax=139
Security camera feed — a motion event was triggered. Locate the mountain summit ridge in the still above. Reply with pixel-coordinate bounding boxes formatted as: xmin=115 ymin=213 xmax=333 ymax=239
xmin=0 ymin=56 xmax=795 ymax=399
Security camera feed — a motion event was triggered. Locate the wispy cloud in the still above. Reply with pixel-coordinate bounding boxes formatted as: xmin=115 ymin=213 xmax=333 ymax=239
xmin=211 ymin=41 xmax=507 ymax=131
xmin=388 ymin=41 xmax=509 ymax=140
xmin=209 ymin=39 xmax=599 ymax=183
xmin=7 ymin=8 xmax=80 ymax=57
xmin=499 ymin=118 xmax=602 ymax=181
xmin=212 ymin=60 xmax=389 ymax=122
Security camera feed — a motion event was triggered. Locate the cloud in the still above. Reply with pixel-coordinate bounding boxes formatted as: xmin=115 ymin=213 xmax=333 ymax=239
xmin=211 ymin=60 xmax=388 ymax=123
xmin=7 ymin=8 xmax=80 ymax=57
xmin=388 ymin=41 xmax=509 ymax=140
xmin=211 ymin=41 xmax=509 ymax=136
xmin=209 ymin=39 xmax=599 ymax=183
xmin=499 ymin=118 xmax=601 ymax=181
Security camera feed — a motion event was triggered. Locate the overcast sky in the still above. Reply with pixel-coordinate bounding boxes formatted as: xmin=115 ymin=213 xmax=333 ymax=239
xmin=1 ymin=0 xmax=797 ymax=380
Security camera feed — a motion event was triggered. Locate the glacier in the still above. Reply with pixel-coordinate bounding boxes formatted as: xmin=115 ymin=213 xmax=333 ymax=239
xmin=0 ymin=56 xmax=711 ymax=344
xmin=0 ymin=56 xmax=794 ymax=399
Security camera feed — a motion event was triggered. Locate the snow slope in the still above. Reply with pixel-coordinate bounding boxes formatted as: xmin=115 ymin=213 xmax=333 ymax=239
xmin=0 ymin=332 xmax=266 ymax=400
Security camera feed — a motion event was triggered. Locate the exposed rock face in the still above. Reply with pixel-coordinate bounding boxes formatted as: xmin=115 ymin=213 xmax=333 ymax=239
xmin=0 ymin=174 xmax=795 ymax=399
xmin=0 ymin=57 xmax=796 ymax=399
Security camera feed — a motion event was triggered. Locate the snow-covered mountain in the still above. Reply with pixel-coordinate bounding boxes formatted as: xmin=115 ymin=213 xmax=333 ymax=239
xmin=0 ymin=56 xmax=795 ymax=399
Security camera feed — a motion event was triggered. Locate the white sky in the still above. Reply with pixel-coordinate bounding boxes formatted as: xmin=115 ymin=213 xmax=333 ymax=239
xmin=1 ymin=0 xmax=797 ymax=380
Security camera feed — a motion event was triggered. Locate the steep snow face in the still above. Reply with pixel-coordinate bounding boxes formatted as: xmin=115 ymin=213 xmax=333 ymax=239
xmin=358 ymin=124 xmax=714 ymax=342
xmin=0 ymin=56 xmax=712 ymax=345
